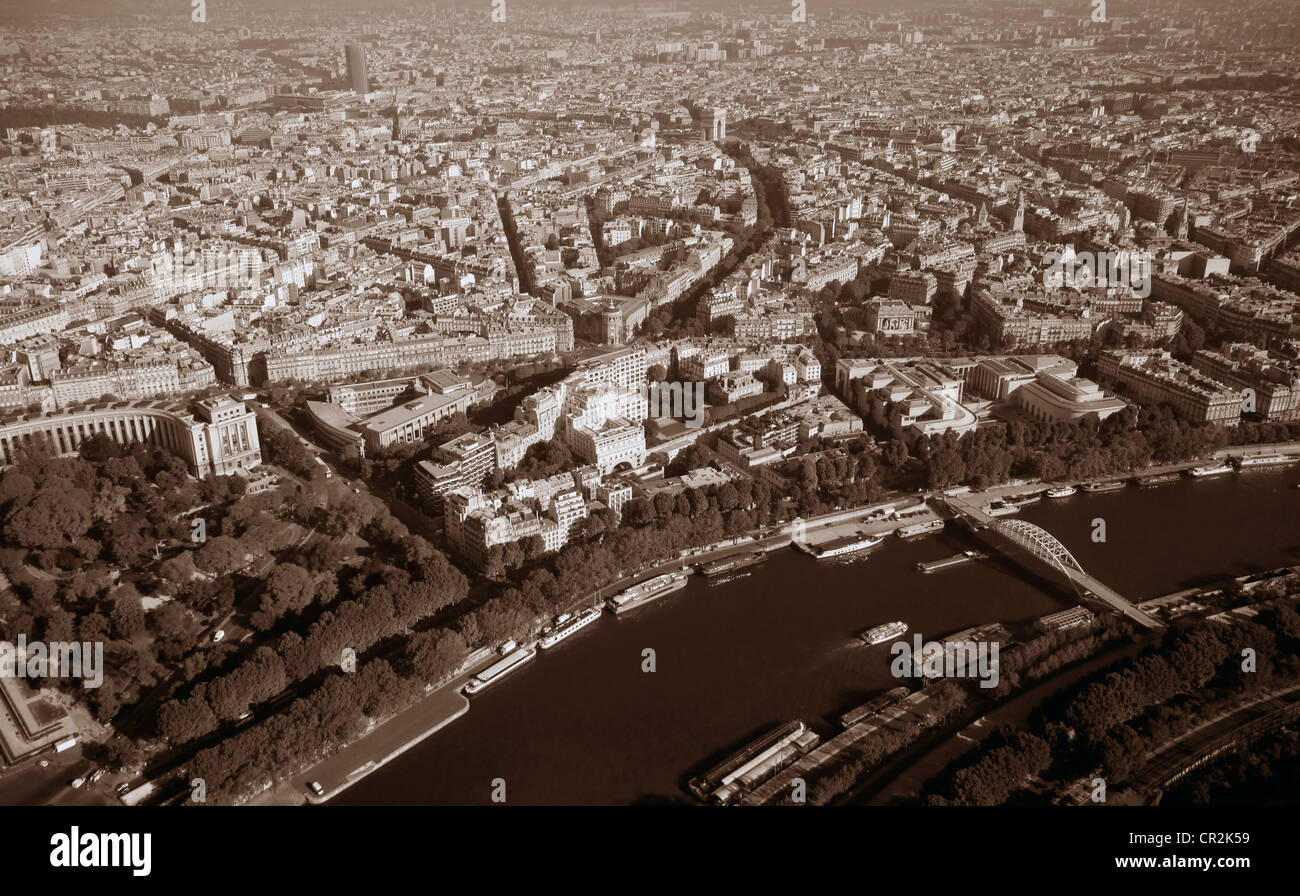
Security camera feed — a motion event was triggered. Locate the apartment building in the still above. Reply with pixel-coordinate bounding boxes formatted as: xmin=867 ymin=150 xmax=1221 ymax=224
xmin=413 ymin=430 xmax=497 ymax=509
xmin=1191 ymin=345 xmax=1300 ymax=421
xmin=1098 ymin=349 xmax=1242 ymax=424
xmin=971 ymin=287 xmax=1095 ymax=347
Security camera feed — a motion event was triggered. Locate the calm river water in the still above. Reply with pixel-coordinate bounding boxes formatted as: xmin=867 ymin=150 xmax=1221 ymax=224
xmin=336 ymin=467 xmax=1300 ymax=805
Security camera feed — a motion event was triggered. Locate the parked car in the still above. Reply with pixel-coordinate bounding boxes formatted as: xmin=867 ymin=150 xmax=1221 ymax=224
xmin=309 ymin=781 xmax=325 ymax=796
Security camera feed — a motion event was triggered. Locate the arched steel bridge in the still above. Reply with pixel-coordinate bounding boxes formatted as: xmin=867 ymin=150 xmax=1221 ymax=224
xmin=988 ymin=517 xmax=1162 ymax=629
xmin=992 ymin=519 xmax=1084 ymax=580
xmin=940 ymin=492 xmax=1164 ymax=630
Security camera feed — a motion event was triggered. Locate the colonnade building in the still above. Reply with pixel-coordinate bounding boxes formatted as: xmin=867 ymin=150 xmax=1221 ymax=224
xmin=0 ymin=396 xmax=261 ymax=476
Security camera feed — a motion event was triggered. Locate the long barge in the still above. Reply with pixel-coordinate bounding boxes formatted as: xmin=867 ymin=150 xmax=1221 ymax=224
xmin=463 ymin=647 xmax=536 ymax=695
xmin=911 ymin=623 xmax=1012 ymax=679
xmin=896 ymin=518 xmax=945 ymax=539
xmin=1134 ymin=472 xmax=1180 ymax=487
xmin=1081 ymin=479 xmax=1127 ymax=493
xmin=606 ymin=571 xmax=689 ymax=615
xmin=839 ymin=686 xmax=911 ymax=729
xmin=1005 ymin=491 xmax=1042 ymax=506
xmin=698 ymin=551 xmax=766 ymax=577
xmin=916 ymin=550 xmax=984 ymax=573
xmin=688 ymin=721 xmax=809 ymax=802
xmin=709 ymin=728 xmax=820 ymax=805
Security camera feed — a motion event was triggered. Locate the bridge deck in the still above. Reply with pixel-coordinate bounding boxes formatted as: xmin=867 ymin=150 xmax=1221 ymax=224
xmin=944 ymin=493 xmax=996 ymax=527
xmin=1064 ymin=569 xmax=1164 ymax=630
xmin=942 ymin=494 xmax=1165 ymax=631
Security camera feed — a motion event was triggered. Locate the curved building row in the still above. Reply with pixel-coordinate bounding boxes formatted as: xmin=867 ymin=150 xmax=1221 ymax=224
xmin=0 ymin=396 xmax=261 ymax=476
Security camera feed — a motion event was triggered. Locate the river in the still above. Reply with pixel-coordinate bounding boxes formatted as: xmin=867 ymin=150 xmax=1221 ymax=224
xmin=334 ymin=467 xmax=1300 ymax=805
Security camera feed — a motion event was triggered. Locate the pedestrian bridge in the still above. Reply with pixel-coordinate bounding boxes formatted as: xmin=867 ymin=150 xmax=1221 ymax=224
xmin=943 ymin=495 xmax=1164 ymax=631
xmin=993 ymin=519 xmax=1083 ymax=577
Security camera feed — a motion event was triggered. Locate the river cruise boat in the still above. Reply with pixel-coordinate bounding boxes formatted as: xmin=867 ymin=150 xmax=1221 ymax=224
xmin=859 ymin=621 xmax=908 ymax=645
xmin=1237 ymin=454 xmax=1298 ymax=468
xmin=538 ymin=607 xmax=601 ymax=650
xmin=802 ymin=533 xmax=885 ymax=558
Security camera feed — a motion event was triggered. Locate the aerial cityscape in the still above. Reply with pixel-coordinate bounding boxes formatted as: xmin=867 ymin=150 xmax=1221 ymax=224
xmin=1 ymin=0 xmax=1299 ymax=844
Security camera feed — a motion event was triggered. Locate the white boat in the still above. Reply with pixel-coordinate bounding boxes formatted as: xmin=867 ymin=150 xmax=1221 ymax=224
xmin=859 ymin=621 xmax=908 ymax=645
xmin=1045 ymin=485 xmax=1077 ymax=498
xmin=1237 ymin=454 xmax=1298 ymax=468
xmin=812 ymin=533 xmax=885 ymax=558
xmin=538 ymin=607 xmax=601 ymax=649
xmin=1189 ymin=463 xmax=1233 ymax=477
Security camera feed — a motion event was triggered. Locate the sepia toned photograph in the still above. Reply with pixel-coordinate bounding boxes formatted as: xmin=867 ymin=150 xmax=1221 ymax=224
xmin=0 ymin=0 xmax=1296 ymax=879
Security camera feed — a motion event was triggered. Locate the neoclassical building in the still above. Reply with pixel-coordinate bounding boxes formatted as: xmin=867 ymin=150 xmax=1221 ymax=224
xmin=0 ymin=396 xmax=261 ymax=476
